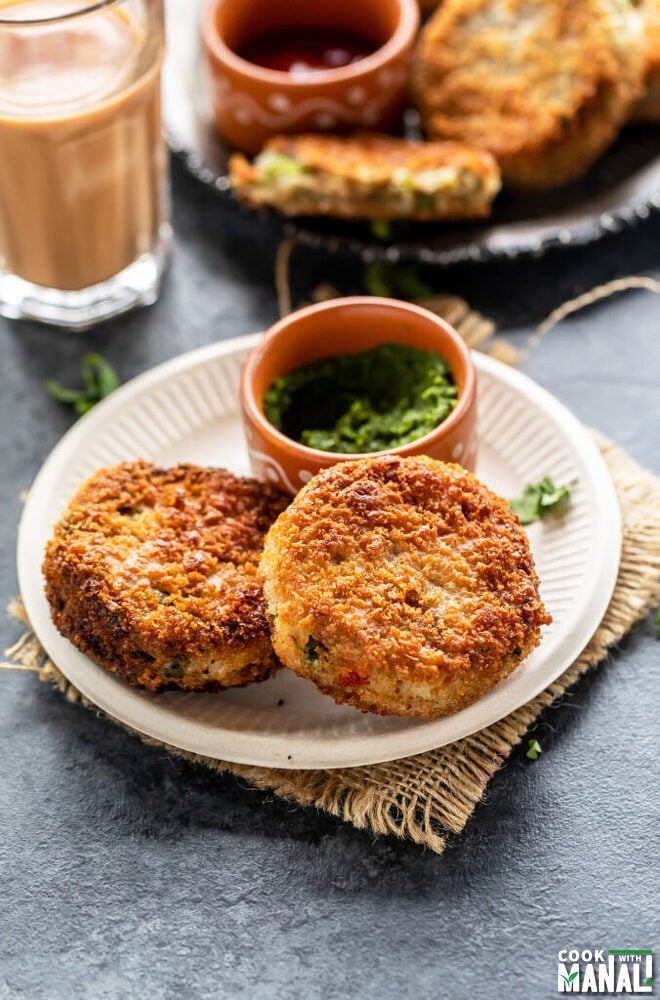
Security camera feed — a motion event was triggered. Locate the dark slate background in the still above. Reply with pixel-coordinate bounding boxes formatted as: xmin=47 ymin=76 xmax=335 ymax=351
xmin=0 ymin=159 xmax=658 ymax=1000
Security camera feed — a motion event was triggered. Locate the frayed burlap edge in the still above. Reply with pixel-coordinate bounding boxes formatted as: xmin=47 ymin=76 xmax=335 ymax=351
xmin=4 ymin=436 xmax=660 ymax=854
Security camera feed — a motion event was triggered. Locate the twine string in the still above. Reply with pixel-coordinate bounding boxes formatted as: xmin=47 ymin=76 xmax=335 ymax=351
xmin=523 ymin=274 xmax=660 ymax=359
xmin=275 ymin=237 xmax=297 ymax=318
xmin=2 ymin=607 xmax=43 ymax=673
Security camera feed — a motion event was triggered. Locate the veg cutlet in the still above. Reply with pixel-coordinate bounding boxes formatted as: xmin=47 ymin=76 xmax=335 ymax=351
xmin=43 ymin=461 xmax=289 ymax=692
xmin=410 ymin=0 xmax=645 ymax=188
xmin=259 ymin=456 xmax=552 ymax=720
xmin=229 ymin=132 xmax=501 ymax=220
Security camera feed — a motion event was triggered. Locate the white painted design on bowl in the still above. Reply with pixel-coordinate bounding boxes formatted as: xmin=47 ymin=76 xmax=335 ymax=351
xmin=452 ymin=442 xmax=464 ymax=459
xmin=268 ymin=93 xmax=291 ymax=112
xmin=347 ymin=86 xmax=367 ymax=106
xmin=314 ymin=111 xmax=337 ymax=129
xmin=210 ymin=73 xmax=230 ymax=96
xmin=249 ymin=448 xmax=300 ymax=495
xmin=219 ymin=90 xmax=397 ymax=131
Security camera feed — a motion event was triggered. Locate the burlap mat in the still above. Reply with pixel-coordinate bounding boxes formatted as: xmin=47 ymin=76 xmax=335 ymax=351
xmin=5 ymin=434 xmax=659 ymax=853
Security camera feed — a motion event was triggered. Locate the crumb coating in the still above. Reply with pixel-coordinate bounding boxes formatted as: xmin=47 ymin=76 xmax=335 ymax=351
xmin=410 ymin=0 xmax=645 ymax=188
xmin=43 ymin=462 xmax=289 ymax=692
xmin=260 ymin=456 xmax=552 ymax=719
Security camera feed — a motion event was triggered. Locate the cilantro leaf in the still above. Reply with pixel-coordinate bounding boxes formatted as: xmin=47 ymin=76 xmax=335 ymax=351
xmin=46 ymin=353 xmax=120 ymax=417
xmin=510 ymin=476 xmax=576 ymax=525
xmin=370 ymin=220 xmax=393 ymax=241
xmin=44 ymin=381 xmax=89 ymax=404
xmin=364 ymin=261 xmax=432 ymax=301
xmin=526 ymin=738 xmax=542 ymax=760
xmin=81 ymin=353 xmax=119 ymax=399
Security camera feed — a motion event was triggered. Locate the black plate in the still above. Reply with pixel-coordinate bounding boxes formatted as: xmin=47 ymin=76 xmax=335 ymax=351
xmin=163 ymin=0 xmax=660 ymax=265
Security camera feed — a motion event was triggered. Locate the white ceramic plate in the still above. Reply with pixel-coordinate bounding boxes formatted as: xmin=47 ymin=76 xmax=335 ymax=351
xmin=18 ymin=335 xmax=621 ymax=769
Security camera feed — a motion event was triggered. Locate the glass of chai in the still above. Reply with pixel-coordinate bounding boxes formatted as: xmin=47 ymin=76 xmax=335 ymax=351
xmin=0 ymin=0 xmax=170 ymax=329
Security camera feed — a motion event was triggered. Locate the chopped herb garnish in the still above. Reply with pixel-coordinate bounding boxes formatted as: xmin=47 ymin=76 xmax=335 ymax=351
xmin=526 ymin=738 xmax=542 ymax=760
xmin=509 ymin=476 xmax=576 ymax=525
xmin=370 ymin=220 xmax=393 ymax=241
xmin=655 ymin=608 xmax=660 ymax=638
xmin=162 ymin=659 xmax=186 ymax=680
xmin=304 ymin=635 xmax=326 ymax=663
xmin=46 ymin=353 xmax=119 ymax=416
xmin=364 ymin=261 xmax=432 ymax=301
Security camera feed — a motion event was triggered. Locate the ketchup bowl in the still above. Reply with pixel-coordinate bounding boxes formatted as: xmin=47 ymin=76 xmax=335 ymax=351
xmin=201 ymin=0 xmax=420 ymax=153
xmin=240 ymin=297 xmax=478 ymax=496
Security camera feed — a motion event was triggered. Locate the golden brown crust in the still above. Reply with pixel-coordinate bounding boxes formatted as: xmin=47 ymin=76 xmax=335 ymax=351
xmin=418 ymin=0 xmax=442 ymax=13
xmin=43 ymin=462 xmax=290 ymax=692
xmin=260 ymin=456 xmax=552 ymax=719
xmin=410 ymin=0 xmax=645 ymax=188
xmin=229 ymin=132 xmax=501 ymax=220
xmin=633 ymin=0 xmax=660 ymax=120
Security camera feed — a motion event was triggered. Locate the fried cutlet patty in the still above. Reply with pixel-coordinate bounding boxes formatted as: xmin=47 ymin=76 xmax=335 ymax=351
xmin=633 ymin=0 xmax=660 ymax=121
xmin=229 ymin=132 xmax=501 ymax=220
xmin=43 ymin=462 xmax=290 ymax=692
xmin=410 ymin=0 xmax=645 ymax=188
xmin=260 ymin=456 xmax=552 ymax=719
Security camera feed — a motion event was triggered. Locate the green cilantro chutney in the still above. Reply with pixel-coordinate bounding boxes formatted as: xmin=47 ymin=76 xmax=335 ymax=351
xmin=263 ymin=342 xmax=458 ymax=454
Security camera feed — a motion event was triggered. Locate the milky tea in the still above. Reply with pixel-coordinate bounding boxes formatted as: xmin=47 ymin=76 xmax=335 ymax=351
xmin=0 ymin=0 xmax=169 ymax=327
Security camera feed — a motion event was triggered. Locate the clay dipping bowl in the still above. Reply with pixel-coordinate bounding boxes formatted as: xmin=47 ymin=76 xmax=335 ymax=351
xmin=240 ymin=297 xmax=478 ymax=496
xmin=201 ymin=0 xmax=420 ymax=154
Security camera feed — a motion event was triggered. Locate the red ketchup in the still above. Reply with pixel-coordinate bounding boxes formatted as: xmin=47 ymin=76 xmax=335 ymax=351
xmin=238 ymin=28 xmax=376 ymax=75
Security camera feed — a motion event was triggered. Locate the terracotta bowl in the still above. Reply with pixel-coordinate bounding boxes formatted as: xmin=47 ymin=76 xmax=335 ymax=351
xmin=201 ymin=0 xmax=420 ymax=154
xmin=240 ymin=297 xmax=478 ymax=496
